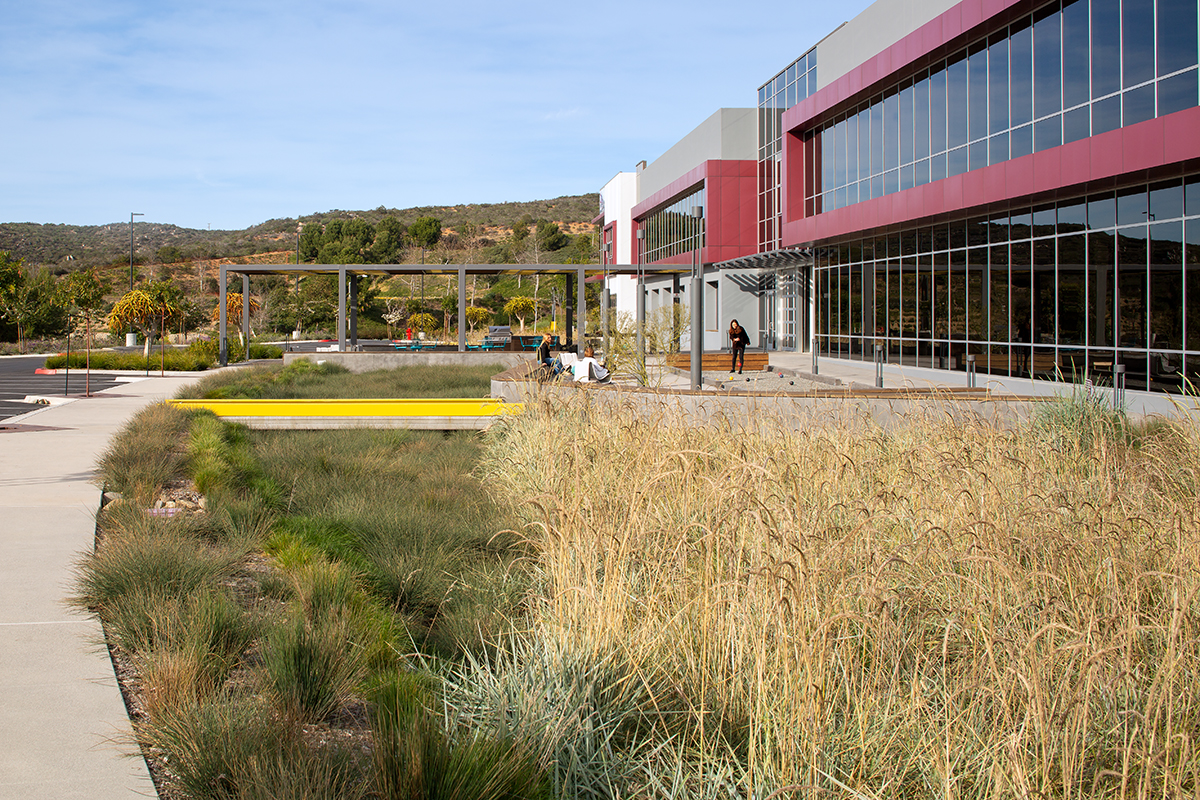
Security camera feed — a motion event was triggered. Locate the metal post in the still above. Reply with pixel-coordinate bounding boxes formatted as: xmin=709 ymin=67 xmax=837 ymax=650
xmin=458 ymin=267 xmax=466 ymax=352
xmin=636 ymin=229 xmax=646 ymax=370
xmin=577 ymin=265 xmax=586 ymax=348
xmin=875 ymin=344 xmax=885 ymax=388
xmin=965 ymin=353 xmax=976 ymax=388
xmin=690 ymin=206 xmax=703 ymax=391
xmin=64 ymin=319 xmax=70 ymax=396
xmin=564 ymin=272 xmax=574 ymax=350
xmin=241 ymin=274 xmax=250 ymax=359
xmin=337 ymin=268 xmax=347 ymax=352
xmin=218 ymin=265 xmax=228 ymax=366
xmin=129 ymin=212 xmax=143 ymax=291
xmin=812 ymin=334 xmax=819 ymax=375
xmin=601 ymin=288 xmax=610 ymax=356
xmin=691 ymin=272 xmax=703 ymax=390
xmin=349 ymin=273 xmax=358 ymax=349
xmin=1114 ymin=363 xmax=1126 ymax=410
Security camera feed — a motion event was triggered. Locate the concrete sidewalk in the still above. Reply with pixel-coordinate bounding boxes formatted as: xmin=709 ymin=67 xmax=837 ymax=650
xmin=0 ymin=374 xmax=202 ymax=800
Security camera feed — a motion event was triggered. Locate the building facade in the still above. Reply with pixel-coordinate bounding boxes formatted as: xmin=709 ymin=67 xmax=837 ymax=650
xmin=777 ymin=0 xmax=1200 ymax=392
xmin=599 ymin=109 xmax=762 ymax=351
xmin=604 ymin=0 xmax=1198 ymax=392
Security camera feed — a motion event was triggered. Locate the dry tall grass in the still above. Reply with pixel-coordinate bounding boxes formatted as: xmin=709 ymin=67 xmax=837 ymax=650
xmin=478 ymin=394 xmax=1200 ymax=798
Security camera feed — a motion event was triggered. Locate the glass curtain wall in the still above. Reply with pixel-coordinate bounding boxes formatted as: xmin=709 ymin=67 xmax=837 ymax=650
xmin=814 ymin=175 xmax=1200 ymax=392
xmin=641 ymin=187 xmax=707 ymax=264
xmin=805 ymin=0 xmax=1200 ymax=214
xmin=759 ymin=49 xmax=817 ymax=252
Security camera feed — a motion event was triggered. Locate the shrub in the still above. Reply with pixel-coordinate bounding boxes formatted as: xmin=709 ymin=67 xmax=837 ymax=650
xmin=104 ymin=585 xmax=255 ymax=661
xmin=355 ymin=318 xmax=389 ymax=339
xmin=184 ymin=338 xmax=283 ymax=364
xmin=44 ymin=349 xmax=213 ymax=371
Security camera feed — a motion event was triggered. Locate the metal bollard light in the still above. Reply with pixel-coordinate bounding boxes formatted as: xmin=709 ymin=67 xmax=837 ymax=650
xmin=1113 ymin=363 xmax=1126 ymax=410
xmin=875 ymin=344 xmax=885 ymax=388
xmin=965 ymin=353 xmax=976 ymax=388
xmin=813 ymin=335 xmax=819 ymax=375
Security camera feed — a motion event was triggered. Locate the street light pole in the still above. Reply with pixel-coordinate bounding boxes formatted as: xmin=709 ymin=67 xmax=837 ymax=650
xmin=129 ymin=212 xmax=144 ymax=290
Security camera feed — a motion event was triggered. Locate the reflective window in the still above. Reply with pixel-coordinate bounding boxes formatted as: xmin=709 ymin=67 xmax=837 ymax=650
xmin=758 ymin=48 xmax=817 ymax=251
xmin=804 ymin=0 xmax=1200 ymax=214
xmin=812 ymin=173 xmax=1200 ymax=392
xmin=1062 ymin=0 xmax=1090 ymax=109
xmin=640 ymin=186 xmax=707 ymax=264
xmin=1123 ymin=0 xmax=1156 ymax=89
xmin=1160 ymin=0 xmax=1200 ymax=76
xmin=1033 ymin=4 xmax=1062 ymax=120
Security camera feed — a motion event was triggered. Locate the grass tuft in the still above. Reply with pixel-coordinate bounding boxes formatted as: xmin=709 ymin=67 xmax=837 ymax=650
xmin=261 ymin=611 xmax=364 ymax=724
xmin=139 ymin=695 xmax=364 ymax=799
xmin=95 ymin=402 xmax=192 ymax=505
xmin=72 ymin=510 xmax=243 ymax=613
xmin=370 ymin=671 xmax=550 ymax=800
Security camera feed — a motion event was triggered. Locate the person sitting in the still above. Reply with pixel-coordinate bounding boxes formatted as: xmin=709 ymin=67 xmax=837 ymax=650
xmin=536 ymin=333 xmax=553 ymax=369
xmin=572 ymin=345 xmax=610 ymax=383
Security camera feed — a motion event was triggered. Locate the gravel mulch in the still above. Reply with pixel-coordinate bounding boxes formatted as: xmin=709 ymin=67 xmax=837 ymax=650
xmin=702 ymin=369 xmax=840 ymax=393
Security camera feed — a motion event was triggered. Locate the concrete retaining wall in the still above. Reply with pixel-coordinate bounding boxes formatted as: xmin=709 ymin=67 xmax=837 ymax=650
xmin=284 ymin=351 xmax=527 ymax=373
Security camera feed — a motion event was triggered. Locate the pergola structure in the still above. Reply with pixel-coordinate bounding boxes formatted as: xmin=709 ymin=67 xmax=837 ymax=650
xmin=217 ymin=262 xmax=691 ymax=366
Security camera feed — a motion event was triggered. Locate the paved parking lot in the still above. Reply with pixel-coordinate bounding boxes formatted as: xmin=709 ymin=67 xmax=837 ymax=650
xmin=0 ymin=355 xmax=127 ymax=422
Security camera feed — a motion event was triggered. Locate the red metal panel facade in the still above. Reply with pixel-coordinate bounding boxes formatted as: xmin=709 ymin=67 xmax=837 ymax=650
xmin=632 ymin=160 xmax=759 ymax=265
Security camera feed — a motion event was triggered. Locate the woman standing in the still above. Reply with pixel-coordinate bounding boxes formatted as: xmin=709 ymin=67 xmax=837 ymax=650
xmin=728 ymin=319 xmax=750 ymax=374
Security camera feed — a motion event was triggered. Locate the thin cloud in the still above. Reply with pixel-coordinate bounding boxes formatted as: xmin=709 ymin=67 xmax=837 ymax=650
xmin=0 ymin=0 xmax=872 ymax=228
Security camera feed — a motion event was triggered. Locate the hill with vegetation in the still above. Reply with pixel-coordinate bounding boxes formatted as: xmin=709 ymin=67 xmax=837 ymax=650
xmin=0 ymin=195 xmax=600 ymax=270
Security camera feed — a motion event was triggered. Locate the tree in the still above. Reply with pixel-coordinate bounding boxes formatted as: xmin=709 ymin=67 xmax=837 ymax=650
xmin=0 ymin=253 xmax=62 ymax=351
xmin=466 ymin=305 xmax=491 ymax=335
xmin=109 ymin=289 xmax=166 ymax=358
xmin=323 ymin=219 xmax=345 ymax=245
xmin=406 ymin=312 xmax=438 ymax=339
xmin=61 ymin=267 xmax=111 ymax=394
xmin=343 ymin=218 xmax=374 ymax=252
xmin=209 ymin=291 xmax=261 ymax=345
xmin=382 ymin=298 xmax=406 ymax=339
xmin=372 ymin=216 xmax=407 ymax=263
xmin=536 ymin=221 xmax=569 ymax=252
xmin=511 ymin=218 xmax=530 ymax=243
xmin=440 ymin=293 xmax=458 ymax=341
xmin=409 ymin=216 xmax=442 ymax=249
xmin=504 ymin=295 xmax=535 ymax=333
xmin=565 ymin=232 xmax=598 ymax=264
xmin=0 ymin=251 xmax=28 ymax=348
xmin=299 ymin=224 xmax=323 ymax=261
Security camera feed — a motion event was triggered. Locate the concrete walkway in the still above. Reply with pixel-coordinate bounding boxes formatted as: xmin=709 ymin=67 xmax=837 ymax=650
xmin=0 ymin=374 xmax=201 ymax=800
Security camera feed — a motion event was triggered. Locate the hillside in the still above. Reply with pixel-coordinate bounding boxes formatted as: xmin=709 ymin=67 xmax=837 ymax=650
xmin=0 ymin=194 xmax=600 ymax=269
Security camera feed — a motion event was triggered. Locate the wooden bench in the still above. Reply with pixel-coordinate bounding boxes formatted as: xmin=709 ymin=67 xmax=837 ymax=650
xmin=665 ymin=351 xmax=770 ymax=372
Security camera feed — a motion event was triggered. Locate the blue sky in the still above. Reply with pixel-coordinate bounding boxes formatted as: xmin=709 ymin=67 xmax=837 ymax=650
xmin=2 ymin=0 xmax=872 ymax=230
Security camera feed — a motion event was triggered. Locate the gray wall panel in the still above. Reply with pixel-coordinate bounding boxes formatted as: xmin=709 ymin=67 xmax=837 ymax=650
xmin=639 ymin=109 xmax=757 ymax=201
xmin=816 ymin=0 xmax=962 ymax=91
